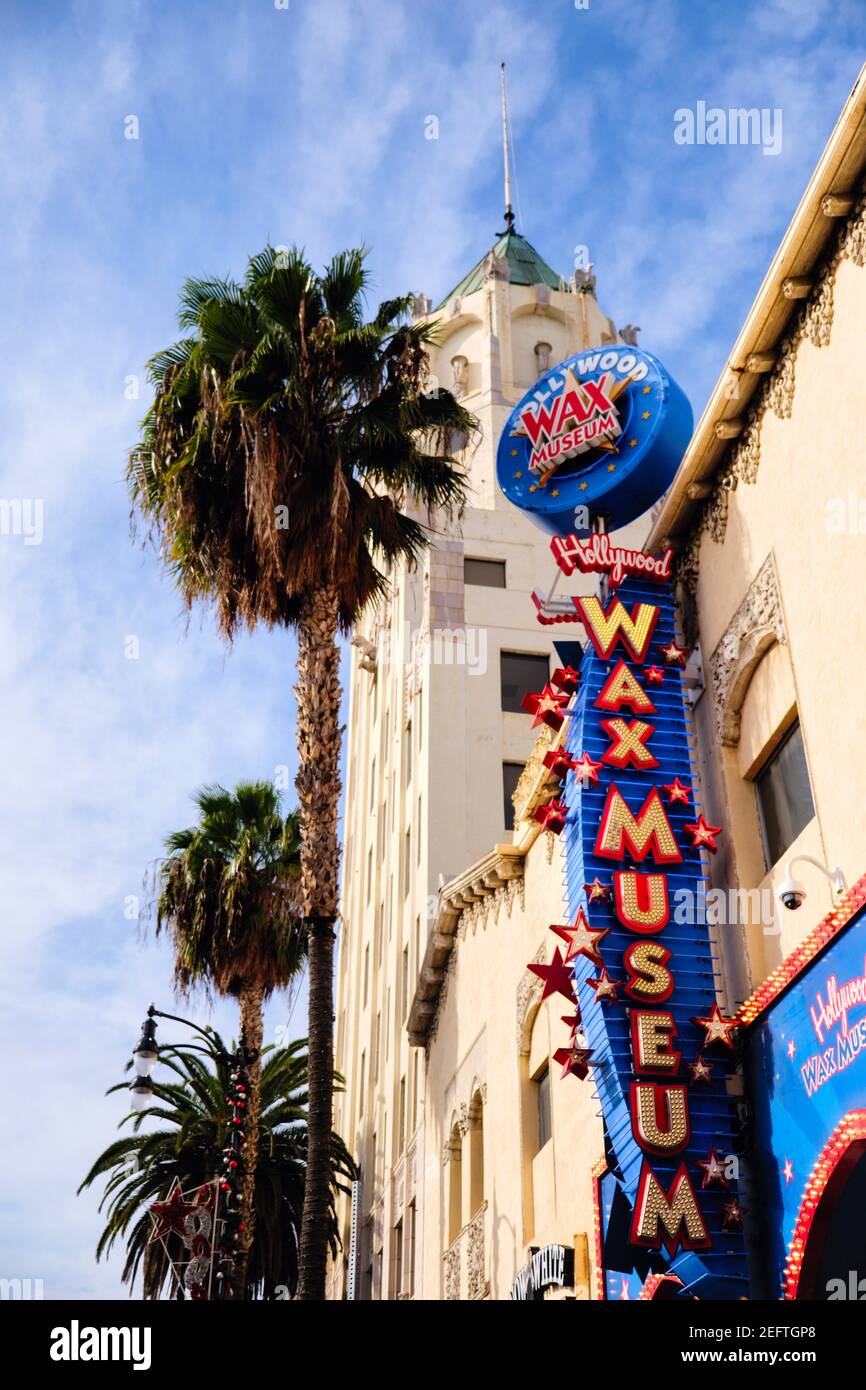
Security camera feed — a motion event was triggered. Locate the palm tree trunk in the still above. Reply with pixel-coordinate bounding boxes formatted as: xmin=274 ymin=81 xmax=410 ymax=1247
xmin=295 ymin=585 xmax=342 ymax=1301
xmin=236 ymin=981 xmax=264 ymax=1298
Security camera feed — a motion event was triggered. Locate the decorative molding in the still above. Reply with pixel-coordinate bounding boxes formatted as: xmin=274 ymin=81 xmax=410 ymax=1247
xmin=443 ymin=1241 xmax=460 ymax=1300
xmin=512 ymin=723 xmax=556 ymax=825
xmin=467 ymin=1203 xmax=489 ymax=1300
xmin=517 ymin=943 xmax=547 ymax=1053
xmin=707 ymin=553 xmax=788 ymax=746
xmin=675 ymin=193 xmax=866 ymax=602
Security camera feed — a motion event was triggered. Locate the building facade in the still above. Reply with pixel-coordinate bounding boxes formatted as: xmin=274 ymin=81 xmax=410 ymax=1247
xmin=330 ymin=67 xmax=866 ymax=1300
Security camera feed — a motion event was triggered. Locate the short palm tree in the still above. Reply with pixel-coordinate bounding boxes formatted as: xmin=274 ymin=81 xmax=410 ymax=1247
xmin=129 ymin=245 xmax=476 ymax=1297
xmin=152 ymin=781 xmax=304 ymax=1293
xmin=78 ymin=1036 xmax=356 ymax=1299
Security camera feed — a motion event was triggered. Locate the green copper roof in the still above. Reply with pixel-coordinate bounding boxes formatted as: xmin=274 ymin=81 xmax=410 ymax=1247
xmin=437 ymin=230 xmax=566 ymax=307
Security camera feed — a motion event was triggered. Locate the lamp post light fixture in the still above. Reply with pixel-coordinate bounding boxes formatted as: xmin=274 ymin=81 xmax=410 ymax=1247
xmin=127 ymin=1003 xmax=257 ymax=1300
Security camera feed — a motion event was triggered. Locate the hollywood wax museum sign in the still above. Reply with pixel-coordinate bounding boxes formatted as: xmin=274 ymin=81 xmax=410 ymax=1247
xmin=497 ymin=344 xmax=749 ymax=1298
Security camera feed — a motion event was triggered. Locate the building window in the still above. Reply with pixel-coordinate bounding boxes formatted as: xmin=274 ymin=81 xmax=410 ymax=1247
xmin=447 ymin=1125 xmax=462 ymax=1244
xmin=407 ymin=1202 xmax=416 ymax=1298
xmin=359 ymin=1051 xmax=366 ymax=1116
xmin=390 ymin=1219 xmax=404 ymax=1299
xmin=363 ymin=945 xmax=369 ymax=1007
xmin=503 ymin=761 xmax=524 ymax=831
xmin=417 ymin=794 xmax=422 ymax=863
xmin=755 ymin=720 xmax=816 ymax=869
xmin=405 ymin=721 xmax=412 ymax=786
xmin=464 ymin=557 xmax=506 ymax=588
xmin=404 ymin=828 xmax=411 ymax=897
xmin=402 ymin=945 xmax=409 ymax=1019
xmin=468 ymin=1092 xmax=484 ymax=1218
xmin=366 ymin=846 xmax=372 ymax=904
xmin=399 ymin=1075 xmax=406 ymax=1146
xmin=500 ymin=651 xmax=550 ymax=713
xmin=373 ymin=1012 xmax=380 ymax=1082
xmin=536 ymin=1065 xmax=552 ymax=1150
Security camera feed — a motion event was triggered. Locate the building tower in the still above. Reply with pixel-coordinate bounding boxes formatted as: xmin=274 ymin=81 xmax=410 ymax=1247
xmin=329 ymin=208 xmax=645 ymax=1298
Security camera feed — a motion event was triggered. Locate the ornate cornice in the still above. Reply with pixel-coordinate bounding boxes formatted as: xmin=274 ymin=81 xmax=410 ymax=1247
xmin=675 ymin=194 xmax=866 ymax=602
xmin=407 ymin=844 xmax=525 ymax=1047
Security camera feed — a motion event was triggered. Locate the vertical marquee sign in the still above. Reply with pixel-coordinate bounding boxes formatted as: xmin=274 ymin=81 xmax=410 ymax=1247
xmin=498 ymin=346 xmax=748 ymax=1298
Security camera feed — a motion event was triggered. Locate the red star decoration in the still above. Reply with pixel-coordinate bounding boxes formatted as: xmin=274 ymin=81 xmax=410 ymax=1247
xmin=551 ymin=665 xmax=581 ymax=695
xmin=782 ymin=1159 xmax=794 ymax=1185
xmin=663 ymin=777 xmax=691 ymax=805
xmin=527 ymin=947 xmax=576 ymax=1004
xmin=560 ymin=1012 xmax=582 ymax=1038
xmin=148 ymin=1180 xmax=198 ymax=1243
xmin=587 ymin=968 xmax=620 ymax=1003
xmin=521 ymin=684 xmax=570 ymax=730
xmin=533 ymin=797 xmax=567 ymax=835
xmin=696 ymin=1146 xmax=730 ymax=1189
xmin=687 ymin=1055 xmax=714 ymax=1085
xmin=584 ymin=877 xmax=611 ymax=903
xmin=722 ymin=1197 xmax=747 ymax=1230
xmin=550 ymin=907 xmax=610 ymax=965
xmin=683 ymin=815 xmax=723 ymax=852
xmin=542 ymin=748 xmax=577 ymax=781
xmin=658 ymin=638 xmax=689 ymax=667
xmin=693 ymin=1002 xmax=739 ymax=1049
xmin=572 ymin=752 xmax=604 ymax=785
xmin=553 ymin=1044 xmax=592 ymax=1080
xmin=645 ymin=666 xmax=665 ymax=685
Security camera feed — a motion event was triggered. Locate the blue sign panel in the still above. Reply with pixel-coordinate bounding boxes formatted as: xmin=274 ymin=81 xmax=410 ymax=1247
xmin=561 ymin=576 xmax=748 ymax=1298
xmin=495 ymin=344 xmax=692 ymax=533
xmin=745 ymin=904 xmax=866 ymax=1298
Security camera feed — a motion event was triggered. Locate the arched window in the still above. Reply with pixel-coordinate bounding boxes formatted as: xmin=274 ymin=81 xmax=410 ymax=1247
xmin=467 ymin=1090 xmax=485 ymax=1218
xmin=447 ymin=1122 xmax=462 ymax=1245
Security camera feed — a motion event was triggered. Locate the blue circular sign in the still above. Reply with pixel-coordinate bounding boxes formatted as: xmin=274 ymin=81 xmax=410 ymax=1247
xmin=496 ymin=344 xmax=693 ymax=533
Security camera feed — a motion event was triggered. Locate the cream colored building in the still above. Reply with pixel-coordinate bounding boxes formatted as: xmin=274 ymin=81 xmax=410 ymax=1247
xmin=331 ymin=65 xmax=866 ymax=1302
xmin=329 ymin=226 xmax=645 ymax=1299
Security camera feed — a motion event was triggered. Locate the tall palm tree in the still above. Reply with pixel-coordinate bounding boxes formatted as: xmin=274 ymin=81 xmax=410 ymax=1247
xmin=129 ymin=245 xmax=476 ymax=1298
xmin=78 ymin=1036 xmax=356 ymax=1299
xmin=152 ymin=780 xmax=304 ymax=1294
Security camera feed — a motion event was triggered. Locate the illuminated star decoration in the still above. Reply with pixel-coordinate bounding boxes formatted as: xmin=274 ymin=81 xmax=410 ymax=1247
xmin=533 ymin=797 xmax=567 ymax=835
xmin=553 ymin=1044 xmax=592 ymax=1080
xmin=527 ymin=947 xmax=576 ymax=1004
xmin=782 ymin=1159 xmax=794 ymax=1185
xmin=584 ymin=877 xmax=612 ymax=903
xmin=551 ymin=906 xmax=610 ymax=965
xmin=542 ymin=748 xmax=577 ymax=781
xmin=148 ymin=1179 xmax=198 ymax=1243
xmin=663 ymin=777 xmax=691 ymax=805
xmin=683 ymin=815 xmax=723 ymax=852
xmin=693 ymin=1002 xmax=739 ymax=1050
xmin=521 ymin=683 xmax=570 ymax=731
xmin=551 ymin=665 xmax=582 ymax=696
xmin=787 ymin=1039 xmax=796 ymax=1059
xmin=687 ymin=1055 xmax=714 ymax=1086
xmin=572 ymin=752 xmax=604 ymax=786
xmin=587 ymin=968 xmax=620 ymax=1003
xmin=658 ymin=638 xmax=689 ymax=668
xmin=722 ymin=1197 xmax=747 ymax=1230
xmin=696 ymin=1146 xmax=730 ymax=1189
xmin=645 ymin=666 xmax=665 ymax=685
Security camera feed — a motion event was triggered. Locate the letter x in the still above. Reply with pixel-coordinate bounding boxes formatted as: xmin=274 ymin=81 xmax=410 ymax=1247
xmin=600 ymin=717 xmax=658 ymax=770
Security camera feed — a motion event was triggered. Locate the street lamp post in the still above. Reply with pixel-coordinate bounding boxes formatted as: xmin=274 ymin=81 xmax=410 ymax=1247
xmin=129 ymin=1004 xmax=258 ymax=1299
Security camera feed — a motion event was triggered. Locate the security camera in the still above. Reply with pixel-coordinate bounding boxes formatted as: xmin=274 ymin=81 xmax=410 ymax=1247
xmin=777 ymin=875 xmax=806 ymax=911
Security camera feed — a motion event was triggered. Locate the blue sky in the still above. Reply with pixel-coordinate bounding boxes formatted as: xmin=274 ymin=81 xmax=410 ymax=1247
xmin=1 ymin=0 xmax=863 ymax=1299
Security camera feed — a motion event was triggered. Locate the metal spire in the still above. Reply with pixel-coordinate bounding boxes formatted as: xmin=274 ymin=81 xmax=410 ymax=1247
xmin=500 ymin=61 xmax=515 ymax=231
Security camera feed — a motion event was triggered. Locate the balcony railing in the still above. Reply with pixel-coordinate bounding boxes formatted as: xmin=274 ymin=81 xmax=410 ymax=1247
xmin=442 ymin=1201 xmax=488 ymax=1300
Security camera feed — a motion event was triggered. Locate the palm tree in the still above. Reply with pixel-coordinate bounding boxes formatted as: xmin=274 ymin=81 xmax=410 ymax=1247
xmin=78 ymin=1036 xmax=356 ymax=1299
xmin=129 ymin=245 xmax=476 ymax=1297
xmin=151 ymin=780 xmax=304 ymax=1294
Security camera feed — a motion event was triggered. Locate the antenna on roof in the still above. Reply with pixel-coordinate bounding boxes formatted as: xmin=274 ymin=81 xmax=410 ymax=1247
xmin=500 ymin=62 xmax=515 ymax=232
